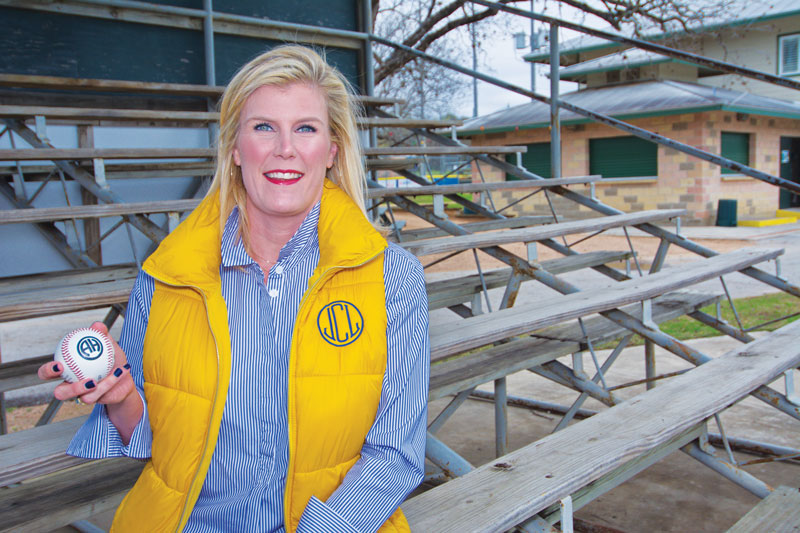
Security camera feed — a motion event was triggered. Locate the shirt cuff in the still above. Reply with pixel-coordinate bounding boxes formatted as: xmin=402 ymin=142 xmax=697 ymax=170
xmin=66 ymin=389 xmax=151 ymax=460
xmin=296 ymin=496 xmax=360 ymax=533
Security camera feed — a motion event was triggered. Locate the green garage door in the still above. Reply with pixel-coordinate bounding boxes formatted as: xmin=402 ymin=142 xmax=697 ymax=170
xmin=505 ymin=142 xmax=551 ymax=180
xmin=589 ymin=136 xmax=658 ymax=179
xmin=721 ymin=132 xmax=750 ymax=175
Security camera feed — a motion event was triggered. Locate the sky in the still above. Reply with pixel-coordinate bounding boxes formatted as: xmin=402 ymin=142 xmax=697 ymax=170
xmin=452 ymin=3 xmax=609 ymax=118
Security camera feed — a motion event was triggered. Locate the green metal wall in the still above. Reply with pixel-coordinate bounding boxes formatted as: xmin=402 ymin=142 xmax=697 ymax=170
xmin=0 ymin=2 xmax=362 ymax=87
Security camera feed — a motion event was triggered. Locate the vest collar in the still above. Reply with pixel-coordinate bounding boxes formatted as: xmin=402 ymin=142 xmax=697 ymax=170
xmin=143 ymin=180 xmax=386 ymax=292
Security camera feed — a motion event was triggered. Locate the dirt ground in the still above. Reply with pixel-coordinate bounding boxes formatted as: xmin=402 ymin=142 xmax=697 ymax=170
xmin=4 ymin=210 xmax=798 ymax=532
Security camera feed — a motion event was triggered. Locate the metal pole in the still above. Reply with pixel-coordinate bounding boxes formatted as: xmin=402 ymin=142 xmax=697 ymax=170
xmin=472 ymin=22 xmax=479 ymax=117
xmin=495 ymin=377 xmax=508 ymax=457
xmin=529 ymin=0 xmax=535 ymax=96
xmin=549 ymin=23 xmax=561 ymax=179
xmin=682 ymin=442 xmax=772 ymax=498
xmin=426 ymin=432 xmax=474 ymax=478
xmin=203 ymin=0 xmax=215 ymax=86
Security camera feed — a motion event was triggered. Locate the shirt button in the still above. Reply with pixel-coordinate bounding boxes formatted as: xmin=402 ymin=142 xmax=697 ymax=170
xmin=268 ymin=289 xmax=279 ymax=298
xmin=274 ymin=265 xmax=284 ymax=275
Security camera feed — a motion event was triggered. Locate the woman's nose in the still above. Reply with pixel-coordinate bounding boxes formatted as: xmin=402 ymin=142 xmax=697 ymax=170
xmin=275 ymin=132 xmax=296 ymax=158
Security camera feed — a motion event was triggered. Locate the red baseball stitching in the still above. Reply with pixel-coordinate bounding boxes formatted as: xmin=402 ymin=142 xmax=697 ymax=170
xmin=61 ymin=328 xmax=113 ymax=382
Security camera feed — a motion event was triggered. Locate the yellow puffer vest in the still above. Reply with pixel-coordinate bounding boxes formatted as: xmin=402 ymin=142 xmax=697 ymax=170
xmin=111 ymin=180 xmax=410 ymax=533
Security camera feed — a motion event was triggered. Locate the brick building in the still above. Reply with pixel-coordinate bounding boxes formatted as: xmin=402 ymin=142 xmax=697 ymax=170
xmin=459 ymin=3 xmax=800 ymax=224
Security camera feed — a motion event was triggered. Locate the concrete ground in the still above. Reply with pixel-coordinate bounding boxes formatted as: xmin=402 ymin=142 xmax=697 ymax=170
xmin=2 ymin=221 xmax=800 ymax=532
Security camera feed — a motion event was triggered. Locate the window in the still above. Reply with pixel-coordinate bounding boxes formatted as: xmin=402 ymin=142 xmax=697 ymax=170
xmin=589 ymin=136 xmax=657 ymax=179
xmin=779 ymin=33 xmax=800 ymax=76
xmin=721 ymin=132 xmax=750 ymax=174
xmin=505 ymin=142 xmax=551 ymax=179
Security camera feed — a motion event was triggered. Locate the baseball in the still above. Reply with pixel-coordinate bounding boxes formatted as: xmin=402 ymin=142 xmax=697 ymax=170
xmin=55 ymin=328 xmax=115 ymax=383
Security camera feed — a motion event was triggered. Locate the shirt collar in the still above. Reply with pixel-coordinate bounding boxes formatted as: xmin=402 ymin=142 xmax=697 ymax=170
xmin=220 ymin=203 xmax=320 ymax=269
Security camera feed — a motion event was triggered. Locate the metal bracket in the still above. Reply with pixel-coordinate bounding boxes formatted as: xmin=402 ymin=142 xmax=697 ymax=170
xmin=527 ymin=241 xmax=538 ymax=263
xmin=168 ymin=212 xmax=180 ymax=233
xmin=775 ymin=257 xmax=787 ymax=282
xmin=34 ymin=115 xmax=49 ymax=143
xmin=560 ymin=496 xmax=574 ymax=533
xmin=93 ymin=158 xmax=109 ymax=189
xmin=451 ymin=125 xmax=457 ymax=141
xmin=516 ymin=152 xmax=523 ymax=168
xmin=675 ymin=217 xmax=685 ymax=239
xmin=697 ymin=422 xmax=715 ymax=455
xmin=433 ymin=194 xmax=448 ymax=219
xmin=786 ymin=370 xmax=800 ymax=406
xmin=641 ymin=299 xmax=658 ymax=330
xmin=572 ymin=351 xmax=586 ymax=380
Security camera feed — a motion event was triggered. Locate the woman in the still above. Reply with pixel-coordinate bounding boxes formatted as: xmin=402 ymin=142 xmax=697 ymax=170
xmin=39 ymin=45 xmax=429 ymax=533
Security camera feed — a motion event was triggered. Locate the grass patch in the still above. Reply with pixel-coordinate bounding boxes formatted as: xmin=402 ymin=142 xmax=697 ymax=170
xmin=600 ymin=292 xmax=800 ymax=348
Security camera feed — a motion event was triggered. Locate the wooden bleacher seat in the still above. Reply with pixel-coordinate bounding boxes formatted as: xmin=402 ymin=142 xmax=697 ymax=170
xmin=394 ymin=216 xmax=556 ymax=242
xmin=726 ymin=485 xmax=800 ymax=533
xmin=0 ymin=105 xmax=459 ymax=130
xmin=403 ymin=319 xmax=800 ymax=532
xmin=367 ymin=175 xmax=598 ymax=200
xmin=400 ymin=209 xmax=685 ymax=258
xmin=0 ymin=73 xmax=403 ymax=107
xmin=425 ymin=250 xmax=632 ymax=311
xmin=0 ymin=144 xmax=525 ymax=163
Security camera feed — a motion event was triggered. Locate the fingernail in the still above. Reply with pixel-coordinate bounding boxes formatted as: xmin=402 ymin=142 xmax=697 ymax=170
xmin=114 ymin=368 xmax=123 ymax=378
xmin=52 ymin=363 xmax=60 ymax=372
xmin=123 ymin=363 xmax=131 ymax=370
xmin=85 ymin=380 xmax=96 ymax=389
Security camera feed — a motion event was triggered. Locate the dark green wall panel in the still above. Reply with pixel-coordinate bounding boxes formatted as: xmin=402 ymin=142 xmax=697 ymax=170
xmin=214 ymin=34 xmax=361 ymax=89
xmin=0 ymin=7 xmax=205 ymax=83
xmin=215 ymin=0 xmax=360 ymax=31
xmin=590 ymin=136 xmax=658 ymax=179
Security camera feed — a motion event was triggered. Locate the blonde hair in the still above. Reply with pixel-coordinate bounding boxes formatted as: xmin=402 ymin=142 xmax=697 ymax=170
xmin=207 ymin=45 xmax=366 ymax=248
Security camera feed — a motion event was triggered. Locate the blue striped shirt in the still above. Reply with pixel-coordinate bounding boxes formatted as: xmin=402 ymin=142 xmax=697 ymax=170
xmin=68 ymin=203 xmax=430 ymax=532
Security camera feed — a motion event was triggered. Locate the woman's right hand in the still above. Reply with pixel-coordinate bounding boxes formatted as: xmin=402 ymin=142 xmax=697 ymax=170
xmin=38 ymin=322 xmax=134 ymax=406
xmin=38 ymin=322 xmax=143 ymax=443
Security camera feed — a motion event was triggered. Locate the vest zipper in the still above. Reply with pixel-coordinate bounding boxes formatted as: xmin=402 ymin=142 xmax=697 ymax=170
xmin=147 ymin=276 xmax=223 ymax=533
xmin=283 ymin=249 xmax=385 ymax=528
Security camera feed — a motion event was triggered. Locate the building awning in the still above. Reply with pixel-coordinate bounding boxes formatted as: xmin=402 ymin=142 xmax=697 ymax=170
xmin=458 ymin=79 xmax=800 ymax=136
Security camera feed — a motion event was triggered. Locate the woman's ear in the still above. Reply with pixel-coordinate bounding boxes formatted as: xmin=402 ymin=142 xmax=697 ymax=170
xmin=327 ymin=142 xmax=338 ymax=169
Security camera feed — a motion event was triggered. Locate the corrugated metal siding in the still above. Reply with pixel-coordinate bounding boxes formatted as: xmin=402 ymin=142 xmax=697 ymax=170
xmin=505 ymin=142 xmax=552 ymax=179
xmin=589 ymin=136 xmax=658 ymax=178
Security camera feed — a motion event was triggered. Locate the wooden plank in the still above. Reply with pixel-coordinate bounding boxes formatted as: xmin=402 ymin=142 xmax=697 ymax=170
xmin=0 ymin=74 xmax=403 ymax=106
xmin=0 ymin=148 xmax=214 ymax=161
xmin=396 ymin=216 xmax=554 ymax=242
xmin=430 ymin=247 xmax=781 ymax=361
xmin=0 ymin=264 xmax=137 ymax=294
xmin=0 ymin=278 xmax=135 ymax=322
xmin=401 ymin=209 xmax=686 ymax=257
xmin=0 ymin=144 xmax=525 ymax=161
xmin=0 ymin=354 xmax=51 ymax=394
xmin=0 ymin=199 xmax=200 ymax=224
xmin=0 ymin=457 xmax=143 ymax=533
xmin=0 ymin=106 xmax=432 ymax=127
xmin=404 ymin=319 xmax=800 ymax=533
xmin=2 ymin=158 xmax=397 ymax=178
xmin=367 ymin=176 xmax=599 ymax=198
xmin=726 ymin=486 xmax=800 ymax=533
xmin=426 ymin=250 xmax=632 ymax=310
xmin=366 ymin=158 xmax=422 ymax=171
xmin=366 ymin=146 xmax=526 ymax=156
xmin=430 ymin=292 xmax=720 ymax=400
xmin=0 ymin=416 xmax=89 ymax=487
xmin=0 ymin=73 xmax=224 ymax=97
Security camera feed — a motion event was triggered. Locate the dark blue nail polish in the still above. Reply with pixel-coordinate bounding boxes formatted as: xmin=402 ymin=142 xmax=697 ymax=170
xmin=52 ymin=363 xmax=60 ymax=372
xmin=85 ymin=380 xmax=96 ymax=389
xmin=114 ymin=368 xmax=123 ymax=378
xmin=123 ymin=363 xmax=131 ymax=370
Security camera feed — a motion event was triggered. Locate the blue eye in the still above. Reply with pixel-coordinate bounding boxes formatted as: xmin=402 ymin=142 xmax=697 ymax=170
xmin=297 ymin=124 xmax=317 ymax=133
xmin=254 ymin=122 xmax=273 ymax=132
